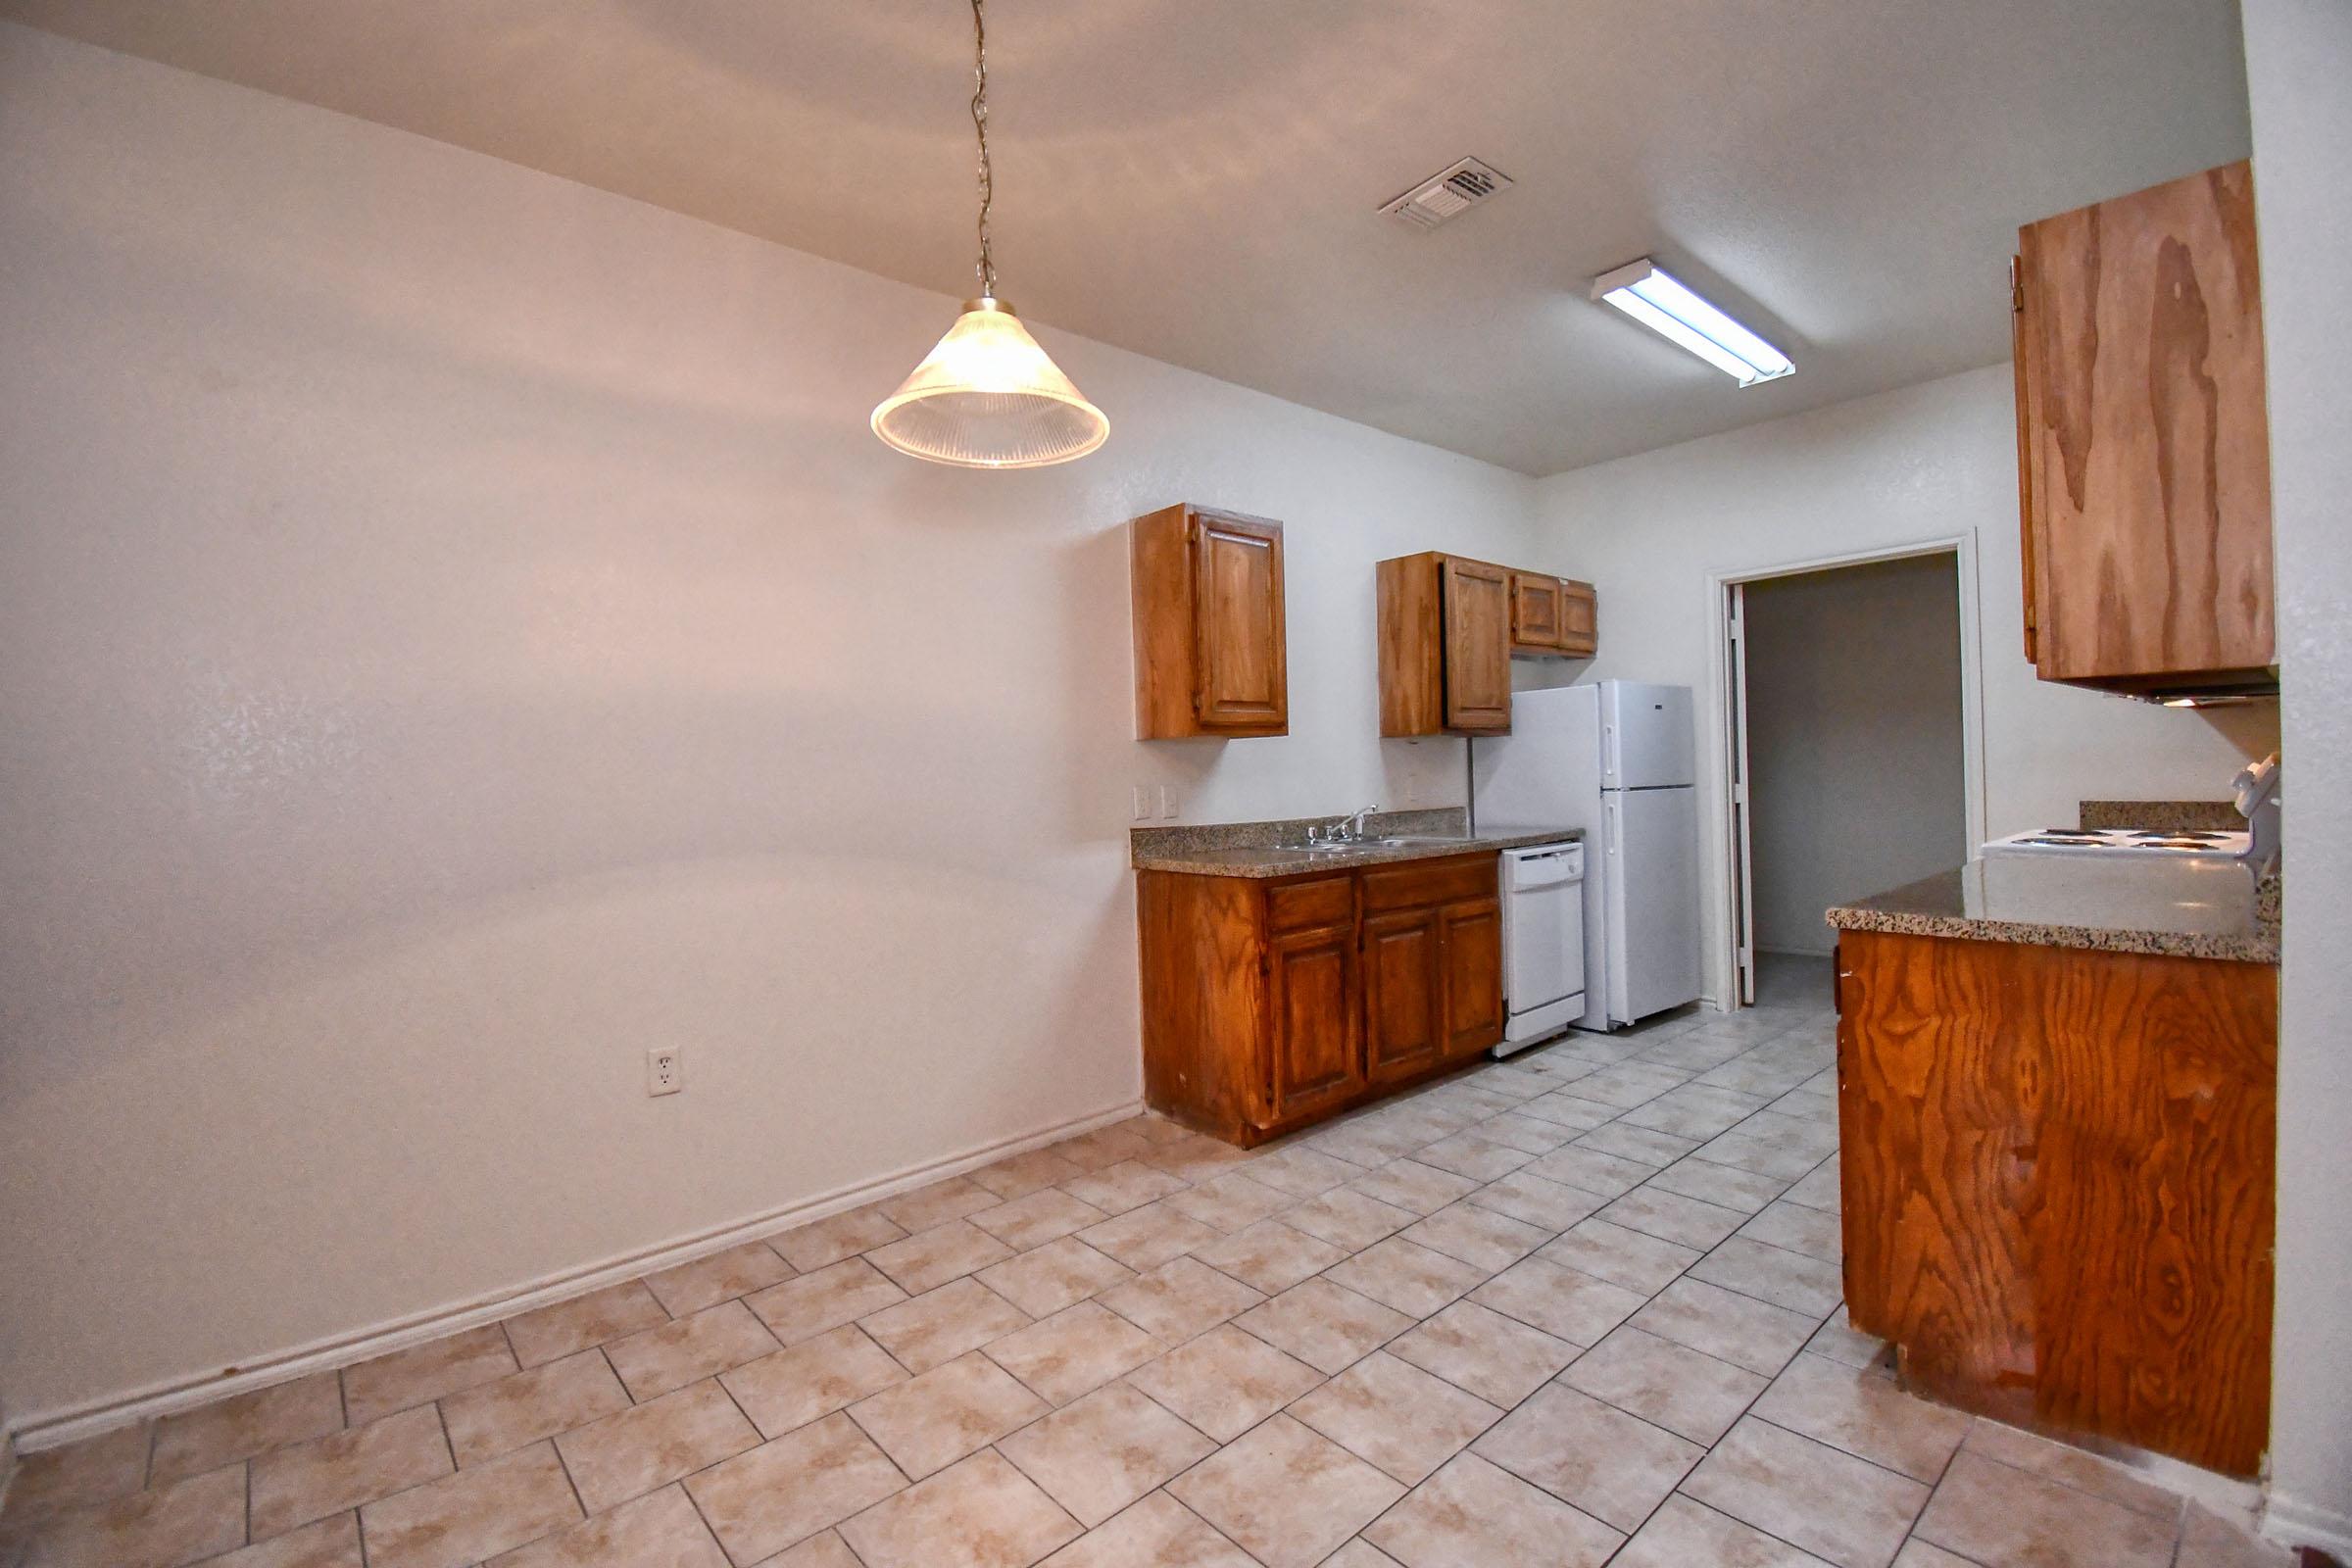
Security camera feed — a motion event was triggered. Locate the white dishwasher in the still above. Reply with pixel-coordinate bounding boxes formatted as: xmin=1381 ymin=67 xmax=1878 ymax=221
xmin=1495 ymin=841 xmax=1586 ymax=1055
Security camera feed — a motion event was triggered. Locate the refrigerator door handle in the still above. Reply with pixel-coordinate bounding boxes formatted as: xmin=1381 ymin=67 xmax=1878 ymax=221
xmin=1603 ymin=722 xmax=1618 ymax=788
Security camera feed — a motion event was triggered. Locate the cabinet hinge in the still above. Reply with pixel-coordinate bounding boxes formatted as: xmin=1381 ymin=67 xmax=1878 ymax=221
xmin=2008 ymin=255 xmax=2025 ymax=314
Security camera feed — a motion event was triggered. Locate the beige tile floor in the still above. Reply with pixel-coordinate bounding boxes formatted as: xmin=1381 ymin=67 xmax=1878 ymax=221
xmin=0 ymin=956 xmax=2294 ymax=1568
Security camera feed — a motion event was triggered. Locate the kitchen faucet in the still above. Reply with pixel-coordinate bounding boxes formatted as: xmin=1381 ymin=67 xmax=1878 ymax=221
xmin=1301 ymin=806 xmax=1379 ymax=846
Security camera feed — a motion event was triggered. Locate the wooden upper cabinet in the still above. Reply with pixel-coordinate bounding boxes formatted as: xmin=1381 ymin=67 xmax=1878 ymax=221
xmin=1441 ymin=558 xmax=1512 ymax=732
xmin=1509 ymin=572 xmax=1565 ymax=653
xmin=1384 ymin=555 xmax=1596 ymax=736
xmin=1557 ymin=579 xmax=1597 ymax=658
xmin=1132 ymin=504 xmax=1289 ymax=738
xmin=1509 ymin=572 xmax=1599 ymax=659
xmin=2014 ymin=161 xmax=2276 ymax=695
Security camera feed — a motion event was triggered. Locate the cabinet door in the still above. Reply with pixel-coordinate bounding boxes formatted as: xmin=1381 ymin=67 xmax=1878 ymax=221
xmin=1508 ymin=572 xmax=1565 ymax=655
xmin=1192 ymin=512 xmax=1289 ymax=732
xmin=2017 ymin=162 xmax=2272 ymax=685
xmin=1362 ymin=908 xmax=1444 ymax=1084
xmin=1441 ymin=558 xmax=1512 ymax=733
xmin=1558 ymin=579 xmax=1597 ymax=658
xmin=1439 ymin=898 xmax=1504 ymax=1057
xmin=1265 ymin=925 xmax=1360 ymax=1123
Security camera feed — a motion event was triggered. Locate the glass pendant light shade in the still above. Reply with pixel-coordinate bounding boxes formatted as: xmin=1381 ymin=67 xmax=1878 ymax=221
xmin=871 ymin=297 xmax=1108 ymax=467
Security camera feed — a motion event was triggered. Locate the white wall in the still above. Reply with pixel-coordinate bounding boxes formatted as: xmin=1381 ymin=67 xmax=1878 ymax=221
xmin=1744 ymin=555 xmax=1969 ymax=956
xmin=2241 ymin=0 xmax=2352 ymax=1551
xmin=0 ymin=24 xmax=1542 ymax=1430
xmin=1531 ymin=365 xmax=2279 ymax=1004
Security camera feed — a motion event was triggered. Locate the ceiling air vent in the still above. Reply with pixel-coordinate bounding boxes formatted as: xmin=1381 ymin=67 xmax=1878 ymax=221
xmin=1380 ymin=157 xmax=1514 ymax=230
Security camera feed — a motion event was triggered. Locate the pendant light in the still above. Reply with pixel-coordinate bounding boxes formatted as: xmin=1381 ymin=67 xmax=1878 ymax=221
xmin=871 ymin=0 xmax=1107 ymax=467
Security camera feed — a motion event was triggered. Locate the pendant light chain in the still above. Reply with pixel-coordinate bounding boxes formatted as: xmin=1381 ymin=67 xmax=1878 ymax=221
xmin=970 ymin=0 xmax=996 ymax=300
xmin=869 ymin=0 xmax=1105 ymax=466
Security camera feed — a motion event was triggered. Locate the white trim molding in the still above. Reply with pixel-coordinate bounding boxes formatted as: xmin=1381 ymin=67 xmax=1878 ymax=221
xmin=11 ymin=1096 xmax=1145 ymax=1453
xmin=2267 ymin=1492 xmax=2352 ymax=1560
xmin=1703 ymin=531 xmax=1988 ymax=1013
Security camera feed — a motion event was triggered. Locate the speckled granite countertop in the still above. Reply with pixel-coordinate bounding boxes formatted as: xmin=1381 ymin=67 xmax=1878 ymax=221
xmin=1827 ymin=857 xmax=2278 ymax=963
xmin=1132 ymin=808 xmax=1581 ymax=879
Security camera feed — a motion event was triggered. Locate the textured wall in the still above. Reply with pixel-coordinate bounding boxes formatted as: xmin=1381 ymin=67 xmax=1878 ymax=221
xmin=1533 ymin=365 xmax=2278 ymax=1004
xmin=0 ymin=24 xmax=1541 ymax=1427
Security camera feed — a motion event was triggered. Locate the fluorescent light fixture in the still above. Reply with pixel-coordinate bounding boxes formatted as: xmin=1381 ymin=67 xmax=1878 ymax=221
xmin=1592 ymin=259 xmax=1793 ymax=386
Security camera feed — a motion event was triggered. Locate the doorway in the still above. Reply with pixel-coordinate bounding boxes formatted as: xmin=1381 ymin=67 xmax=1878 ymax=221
xmin=1721 ymin=547 xmax=1976 ymax=1007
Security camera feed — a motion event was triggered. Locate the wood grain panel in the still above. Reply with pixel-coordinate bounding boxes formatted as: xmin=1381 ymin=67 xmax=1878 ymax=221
xmin=1557 ymin=579 xmax=1597 ymax=658
xmin=1839 ymin=933 xmax=2038 ymax=1421
xmin=2011 ymin=254 xmax=2041 ymax=666
xmin=1266 ymin=874 xmax=1353 ymax=934
xmin=2018 ymin=161 xmax=2273 ymax=689
xmin=1441 ymin=557 xmax=1512 ymax=733
xmin=1838 ymin=928 xmax=2276 ymax=1475
xmin=1363 ymin=908 xmax=1443 ymax=1084
xmin=1131 ymin=504 xmax=1288 ymax=737
xmin=1439 ymin=898 xmax=1504 ymax=1057
xmin=1509 ymin=572 xmax=1564 ymax=654
xmin=1377 ymin=553 xmax=1446 ymax=737
xmin=1193 ymin=512 xmax=1288 ymax=732
xmin=1267 ymin=925 xmax=1360 ymax=1123
xmin=1361 ymin=853 xmax=1494 ymax=915
xmin=1137 ymin=870 xmax=1266 ymax=1136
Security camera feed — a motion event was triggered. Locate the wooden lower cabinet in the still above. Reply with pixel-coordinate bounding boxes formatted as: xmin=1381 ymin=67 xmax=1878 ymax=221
xmin=1267 ymin=924 xmax=1360 ymax=1121
xmin=1836 ymin=928 xmax=2277 ymax=1476
xmin=1139 ymin=853 xmax=1503 ymax=1145
xmin=1440 ymin=900 xmax=1504 ymax=1054
xmin=1362 ymin=908 xmax=1444 ymax=1085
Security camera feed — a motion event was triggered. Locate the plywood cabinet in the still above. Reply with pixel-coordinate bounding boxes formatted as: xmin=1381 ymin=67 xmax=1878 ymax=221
xmin=1837 ymin=928 xmax=2277 ymax=1475
xmin=1138 ymin=853 xmax=1503 ymax=1144
xmin=1132 ymin=504 xmax=1289 ymax=738
xmin=2013 ymin=161 xmax=2276 ymax=697
xmin=1382 ymin=554 xmax=1596 ymax=736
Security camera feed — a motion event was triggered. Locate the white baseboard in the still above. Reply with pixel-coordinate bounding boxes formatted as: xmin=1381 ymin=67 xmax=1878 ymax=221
xmin=13 ymin=1096 xmax=1145 ymax=1453
xmin=2268 ymin=1491 xmax=2352 ymax=1558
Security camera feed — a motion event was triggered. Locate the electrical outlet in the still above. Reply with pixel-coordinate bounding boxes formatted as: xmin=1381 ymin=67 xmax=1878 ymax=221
xmin=646 ymin=1049 xmax=681 ymax=1097
xmin=1157 ymin=784 xmax=1178 ymax=819
xmin=1131 ymin=784 xmax=1151 ymax=822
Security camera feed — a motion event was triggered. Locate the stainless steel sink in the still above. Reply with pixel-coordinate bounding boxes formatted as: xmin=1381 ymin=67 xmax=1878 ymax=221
xmin=1272 ymin=834 xmax=1471 ymax=853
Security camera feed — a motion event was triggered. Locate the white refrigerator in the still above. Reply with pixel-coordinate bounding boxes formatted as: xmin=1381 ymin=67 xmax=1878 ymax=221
xmin=1473 ymin=682 xmax=1703 ymax=1029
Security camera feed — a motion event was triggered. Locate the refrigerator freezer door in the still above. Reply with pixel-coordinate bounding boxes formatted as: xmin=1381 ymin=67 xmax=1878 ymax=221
xmin=1471 ymin=684 xmax=1603 ymax=832
xmin=1604 ymin=784 xmax=1704 ymax=1023
xmin=1603 ymin=682 xmax=1697 ymax=790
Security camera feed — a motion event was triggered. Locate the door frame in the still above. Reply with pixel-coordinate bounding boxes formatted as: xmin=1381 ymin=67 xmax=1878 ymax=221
xmin=1705 ymin=533 xmax=1988 ymax=1010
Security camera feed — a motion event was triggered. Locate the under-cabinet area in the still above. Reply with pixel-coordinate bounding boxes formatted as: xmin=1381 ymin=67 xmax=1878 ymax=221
xmin=1136 ymin=839 xmax=1553 ymax=1145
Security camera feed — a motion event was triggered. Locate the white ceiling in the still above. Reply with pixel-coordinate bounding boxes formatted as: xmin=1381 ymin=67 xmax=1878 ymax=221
xmin=1 ymin=0 xmax=2252 ymax=474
